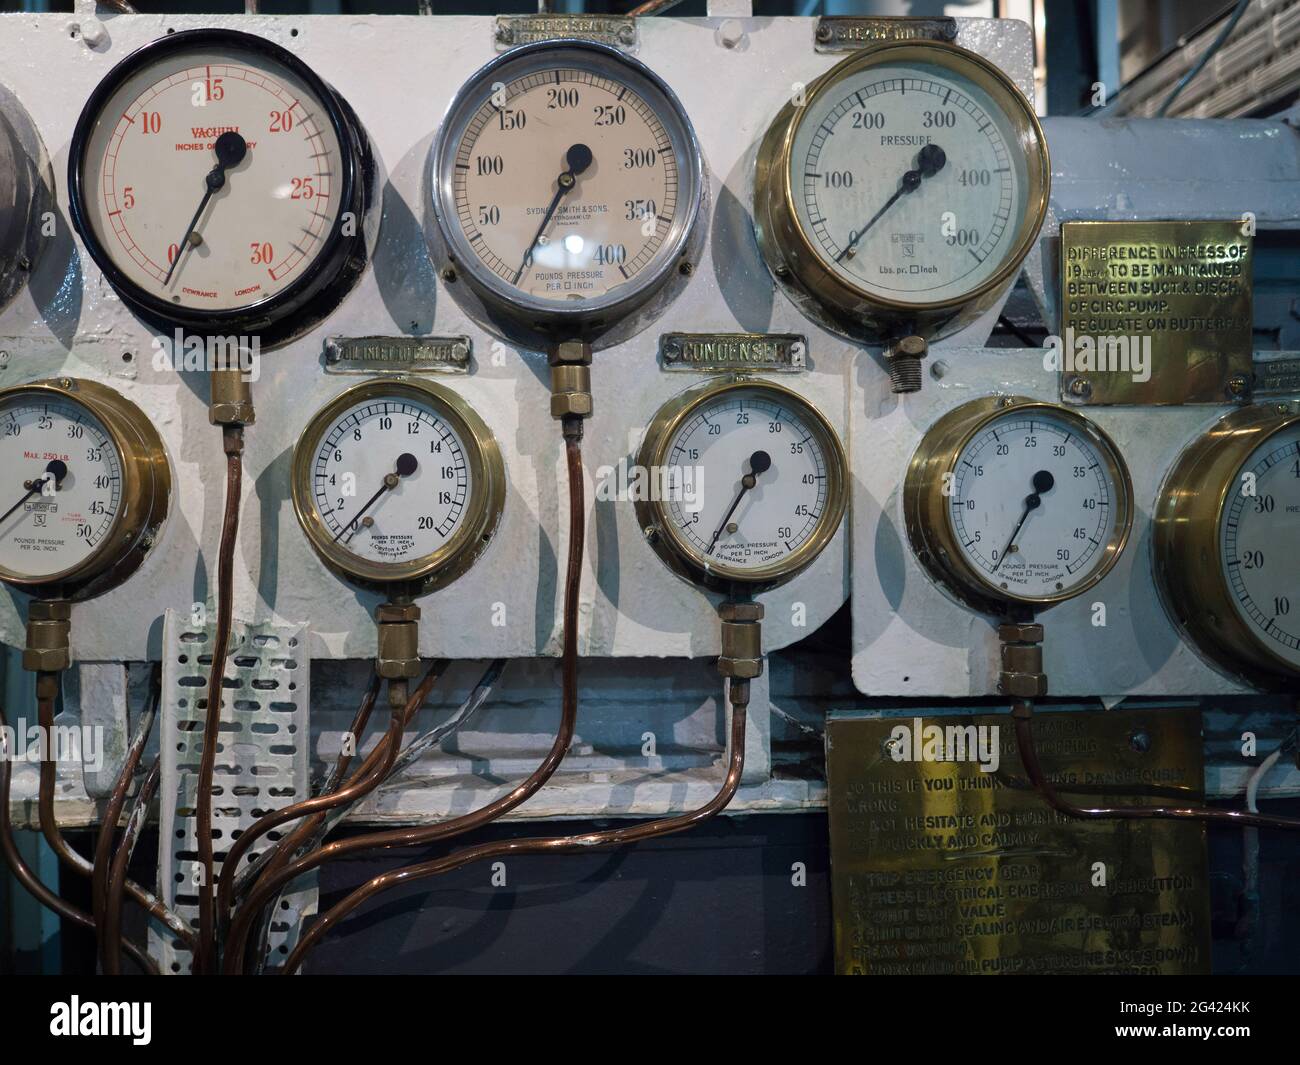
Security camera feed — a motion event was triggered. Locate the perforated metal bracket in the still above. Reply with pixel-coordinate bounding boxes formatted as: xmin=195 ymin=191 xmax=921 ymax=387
xmin=152 ymin=607 xmax=313 ymax=975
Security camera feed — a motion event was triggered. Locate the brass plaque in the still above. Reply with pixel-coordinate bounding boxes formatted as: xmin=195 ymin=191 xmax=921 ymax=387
xmin=814 ymin=16 xmax=957 ymax=50
xmin=323 ymin=335 xmax=470 ymax=375
xmin=659 ymin=332 xmax=806 ymax=373
xmin=827 ymin=709 xmax=1210 ymax=975
xmin=1254 ymin=356 xmax=1300 ymax=397
xmin=494 ymin=15 xmax=637 ymax=51
xmin=1059 ymin=220 xmax=1253 ymax=405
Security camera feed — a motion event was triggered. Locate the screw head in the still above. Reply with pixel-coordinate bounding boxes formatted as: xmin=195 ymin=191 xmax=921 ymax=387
xmin=1128 ymin=728 xmax=1152 ymax=754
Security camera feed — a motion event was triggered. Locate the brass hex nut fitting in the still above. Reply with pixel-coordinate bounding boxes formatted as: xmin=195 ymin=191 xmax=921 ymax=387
xmin=718 ymin=601 xmax=764 ymax=680
xmin=209 ymin=366 xmax=255 ymax=427
xmin=24 ymin=600 xmax=72 ymax=673
xmin=375 ymin=602 xmax=421 ymax=680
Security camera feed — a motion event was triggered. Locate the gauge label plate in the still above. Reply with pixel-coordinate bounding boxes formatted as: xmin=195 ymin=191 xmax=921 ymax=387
xmin=323 ymin=336 xmax=471 ymax=375
xmin=814 ymin=16 xmax=959 ymax=50
xmin=827 ymin=709 xmax=1210 ymax=975
xmin=659 ymin=333 xmax=807 ymax=373
xmin=1059 ymin=220 xmax=1253 ymax=406
xmin=1253 ymin=356 xmax=1300 ymax=397
xmin=494 ymin=15 xmax=637 ymax=52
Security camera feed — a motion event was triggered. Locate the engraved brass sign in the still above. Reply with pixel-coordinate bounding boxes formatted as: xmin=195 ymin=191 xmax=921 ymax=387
xmin=814 ymin=16 xmax=958 ymax=50
xmin=494 ymin=15 xmax=637 ymax=51
xmin=323 ymin=335 xmax=471 ymax=375
xmin=827 ymin=709 xmax=1210 ymax=975
xmin=659 ymin=332 xmax=806 ymax=373
xmin=1254 ymin=356 xmax=1300 ymax=397
xmin=1059 ymin=220 xmax=1253 ymax=405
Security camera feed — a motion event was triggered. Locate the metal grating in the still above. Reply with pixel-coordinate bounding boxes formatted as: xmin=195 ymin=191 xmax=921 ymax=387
xmin=152 ymin=607 xmax=314 ymax=975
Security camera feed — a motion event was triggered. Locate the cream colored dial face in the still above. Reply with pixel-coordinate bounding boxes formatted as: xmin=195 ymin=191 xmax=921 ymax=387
xmin=449 ymin=67 xmax=681 ymax=303
xmin=80 ymin=45 xmax=344 ymax=312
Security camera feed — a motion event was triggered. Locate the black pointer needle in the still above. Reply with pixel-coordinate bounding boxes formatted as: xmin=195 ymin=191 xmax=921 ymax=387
xmin=991 ymin=469 xmax=1055 ymax=573
xmin=514 ymin=143 xmax=594 ymax=284
xmin=162 ymin=131 xmax=248 ymax=287
xmin=836 ymin=143 xmax=946 ymax=263
xmin=707 ymin=450 xmax=772 ymax=555
xmin=332 ymin=453 xmax=418 ymax=544
xmin=0 ymin=460 xmax=69 ymax=528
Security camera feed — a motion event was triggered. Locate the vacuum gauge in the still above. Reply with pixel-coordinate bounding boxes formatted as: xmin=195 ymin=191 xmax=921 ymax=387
xmin=68 ymin=29 xmax=372 ymax=342
xmin=635 ymin=378 xmax=847 ymax=590
xmin=292 ymin=378 xmax=505 ymax=594
xmin=0 ymin=379 xmax=170 ymax=599
xmin=905 ymin=398 xmax=1132 ymax=613
xmin=754 ymin=41 xmax=1049 ymax=342
xmin=430 ymin=40 xmax=703 ymax=338
xmin=1155 ymin=405 xmax=1300 ymax=688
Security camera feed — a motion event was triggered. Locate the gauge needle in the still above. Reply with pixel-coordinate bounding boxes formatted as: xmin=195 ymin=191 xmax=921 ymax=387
xmin=162 ymin=131 xmax=248 ymax=287
xmin=513 ymin=143 xmax=594 ymax=284
xmin=707 ymin=450 xmax=772 ymax=555
xmin=835 ymin=143 xmax=946 ymax=263
xmin=991 ymin=468 xmax=1054 ymax=573
xmin=333 ymin=452 xmax=418 ymax=544
xmin=0 ymin=460 xmax=69 ymax=528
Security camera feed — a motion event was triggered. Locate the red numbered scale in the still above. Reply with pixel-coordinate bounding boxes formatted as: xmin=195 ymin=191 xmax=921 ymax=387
xmin=69 ymin=29 xmax=372 ymax=343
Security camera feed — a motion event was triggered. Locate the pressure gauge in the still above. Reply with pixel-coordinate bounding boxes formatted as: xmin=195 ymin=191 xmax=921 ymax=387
xmin=635 ymin=378 xmax=847 ymax=590
xmin=905 ymin=397 xmax=1132 ymax=613
xmin=0 ymin=90 xmax=51 ymax=316
xmin=1154 ymin=406 xmax=1300 ymax=689
xmin=292 ymin=378 xmax=505 ymax=594
xmin=0 ymin=378 xmax=170 ymax=600
xmin=430 ymin=40 xmax=704 ymax=339
xmin=68 ymin=29 xmax=373 ymax=343
xmin=754 ymin=41 xmax=1049 ymax=342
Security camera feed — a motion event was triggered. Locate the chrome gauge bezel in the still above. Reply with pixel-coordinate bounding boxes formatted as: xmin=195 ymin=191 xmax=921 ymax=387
xmin=429 ymin=39 xmax=705 ymax=337
xmin=634 ymin=376 xmax=848 ymax=592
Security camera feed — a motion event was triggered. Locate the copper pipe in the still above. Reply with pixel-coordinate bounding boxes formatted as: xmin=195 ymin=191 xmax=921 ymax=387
xmin=224 ymin=431 xmax=588 ymax=974
xmin=628 ymin=0 xmax=687 ymax=16
xmin=195 ymin=429 xmax=243 ymax=972
xmin=280 ymin=679 xmax=751 ymax=974
xmin=102 ymin=758 xmax=161 ymax=975
xmin=218 ymin=664 xmax=444 ymax=920
xmin=92 ymin=666 xmax=159 ymax=966
xmin=1 ymin=703 xmax=158 ymax=974
xmin=1014 ymin=701 xmax=1300 ymax=830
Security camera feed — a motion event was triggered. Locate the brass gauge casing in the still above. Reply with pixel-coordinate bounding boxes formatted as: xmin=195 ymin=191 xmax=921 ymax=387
xmin=634 ymin=377 xmax=848 ymax=592
xmin=291 ymin=377 xmax=505 ymax=595
xmin=753 ymin=41 xmax=1049 ymax=343
xmin=905 ymin=397 xmax=1132 ymax=615
xmin=0 ymin=378 xmax=170 ymax=601
xmin=1154 ymin=405 xmax=1300 ymax=690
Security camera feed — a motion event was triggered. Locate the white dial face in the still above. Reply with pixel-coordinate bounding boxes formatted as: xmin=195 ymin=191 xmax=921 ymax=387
xmin=0 ymin=397 xmax=122 ymax=581
xmin=1219 ymin=426 xmax=1300 ymax=669
xmin=791 ymin=58 xmax=1031 ymax=304
xmin=444 ymin=56 xmax=687 ymax=305
xmin=310 ymin=394 xmax=472 ymax=567
xmin=661 ymin=390 xmax=836 ymax=574
xmin=80 ymin=44 xmax=345 ymax=312
xmin=948 ymin=411 xmax=1123 ymax=600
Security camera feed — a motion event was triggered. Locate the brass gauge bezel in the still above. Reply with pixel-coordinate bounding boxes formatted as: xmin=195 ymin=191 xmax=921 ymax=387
xmin=753 ymin=40 xmax=1050 ymax=342
xmin=291 ymin=377 xmax=505 ymax=595
xmin=0 ymin=378 xmax=170 ymax=601
xmin=1153 ymin=404 xmax=1300 ymax=690
xmin=904 ymin=397 xmax=1133 ymax=614
xmin=634 ymin=376 xmax=848 ymax=591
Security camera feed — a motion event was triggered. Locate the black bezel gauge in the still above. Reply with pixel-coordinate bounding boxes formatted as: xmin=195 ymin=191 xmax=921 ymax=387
xmin=68 ymin=29 xmax=373 ymax=346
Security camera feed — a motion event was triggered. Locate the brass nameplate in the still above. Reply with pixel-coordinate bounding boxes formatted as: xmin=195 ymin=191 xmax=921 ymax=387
xmin=1059 ymin=220 xmax=1253 ymax=405
xmin=1254 ymin=356 xmax=1300 ymax=397
xmin=494 ymin=15 xmax=637 ymax=51
xmin=660 ymin=333 xmax=806 ymax=373
xmin=827 ymin=709 xmax=1210 ymax=975
xmin=324 ymin=336 xmax=471 ymax=375
xmin=815 ymin=16 xmax=958 ymax=50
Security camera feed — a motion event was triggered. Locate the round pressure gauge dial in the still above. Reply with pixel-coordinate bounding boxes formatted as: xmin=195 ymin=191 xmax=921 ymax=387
xmin=754 ymin=41 xmax=1049 ymax=341
xmin=292 ymin=378 xmax=504 ymax=593
xmin=0 ymin=379 xmax=170 ymax=599
xmin=905 ymin=398 xmax=1132 ymax=612
xmin=635 ymin=379 xmax=847 ymax=589
xmin=1155 ymin=406 xmax=1300 ymax=688
xmin=0 ymin=90 xmax=52 ymax=316
xmin=69 ymin=29 xmax=372 ymax=342
xmin=430 ymin=40 xmax=703 ymax=338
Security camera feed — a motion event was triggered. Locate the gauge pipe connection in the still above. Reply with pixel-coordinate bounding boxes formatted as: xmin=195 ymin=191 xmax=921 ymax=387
xmin=23 ymin=599 xmax=72 ymax=675
xmin=718 ymin=600 xmax=764 ymax=682
xmin=375 ymin=599 xmax=422 ymax=710
xmin=997 ymin=619 xmax=1048 ymax=704
xmin=885 ymin=335 xmax=928 ymax=395
xmin=549 ymin=340 xmax=593 ymax=438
